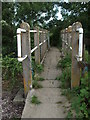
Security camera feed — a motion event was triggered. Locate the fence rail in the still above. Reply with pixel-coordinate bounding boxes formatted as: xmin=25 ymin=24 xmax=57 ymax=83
xmin=61 ymin=21 xmax=84 ymax=88
xmin=17 ymin=22 xmax=50 ymax=96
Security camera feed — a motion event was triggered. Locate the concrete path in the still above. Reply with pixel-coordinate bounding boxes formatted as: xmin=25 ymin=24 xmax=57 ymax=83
xmin=22 ymin=47 xmax=71 ymax=118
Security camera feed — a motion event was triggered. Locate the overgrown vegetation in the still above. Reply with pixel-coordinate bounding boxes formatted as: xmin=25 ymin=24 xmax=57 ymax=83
xmin=57 ymin=50 xmax=90 ymax=118
xmin=56 ymin=53 xmax=71 ymax=88
xmin=32 ymin=61 xmax=44 ymax=74
xmin=31 ymin=95 xmax=41 ymax=105
xmin=2 ymin=54 xmax=23 ymax=90
xmin=57 ymin=53 xmax=71 ymax=69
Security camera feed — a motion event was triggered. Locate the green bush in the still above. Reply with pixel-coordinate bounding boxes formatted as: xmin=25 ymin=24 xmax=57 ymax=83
xmin=58 ymin=51 xmax=90 ymax=118
xmin=2 ymin=54 xmax=23 ymax=90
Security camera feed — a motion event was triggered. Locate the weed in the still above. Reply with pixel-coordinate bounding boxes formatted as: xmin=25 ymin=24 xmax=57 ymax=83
xmin=57 ymin=53 xmax=71 ymax=69
xmin=39 ymin=77 xmax=44 ymax=81
xmin=34 ymin=74 xmax=44 ymax=81
xmin=32 ymin=61 xmax=44 ymax=73
xmin=31 ymin=95 xmax=41 ymax=104
xmin=60 ymin=67 xmax=71 ymax=89
xmin=32 ymin=80 xmax=43 ymax=89
xmin=66 ymin=110 xmax=73 ymax=118
xmin=55 ymin=76 xmax=60 ymax=80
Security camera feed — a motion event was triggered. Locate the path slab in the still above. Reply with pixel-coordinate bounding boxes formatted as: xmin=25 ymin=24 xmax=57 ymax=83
xmin=38 ymin=80 xmax=60 ymax=88
xmin=22 ymin=103 xmax=67 ymax=118
xmin=21 ymin=47 xmax=70 ymax=118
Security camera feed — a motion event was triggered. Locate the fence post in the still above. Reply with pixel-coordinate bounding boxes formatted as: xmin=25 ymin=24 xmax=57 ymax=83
xmin=71 ymin=22 xmax=82 ymax=88
xmin=63 ymin=29 xmax=65 ymax=54
xmin=47 ymin=31 xmax=50 ymax=50
xmin=40 ymin=29 xmax=43 ymax=60
xmin=34 ymin=27 xmax=40 ymax=64
xmin=20 ymin=22 xmax=32 ymax=97
xmin=43 ymin=30 xmax=46 ymax=56
xmin=68 ymin=26 xmax=72 ymax=52
xmin=45 ymin=30 xmax=47 ymax=52
xmin=65 ymin=28 xmax=68 ymax=53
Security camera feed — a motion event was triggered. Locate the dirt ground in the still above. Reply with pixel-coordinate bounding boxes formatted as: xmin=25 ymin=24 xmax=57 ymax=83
xmin=2 ymin=81 xmax=25 ymax=120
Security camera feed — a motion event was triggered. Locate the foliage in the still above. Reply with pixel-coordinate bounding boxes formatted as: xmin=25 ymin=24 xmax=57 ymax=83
xmin=67 ymin=110 xmax=73 ymax=118
xmin=32 ymin=61 xmax=44 ymax=74
xmin=59 ymin=67 xmax=71 ymax=89
xmin=56 ymin=53 xmax=71 ymax=88
xmin=31 ymin=95 xmax=41 ymax=104
xmin=65 ymin=74 xmax=90 ymax=118
xmin=57 ymin=53 xmax=71 ymax=69
xmin=2 ymin=54 xmax=23 ymax=90
xmin=58 ymin=49 xmax=90 ymax=118
xmin=84 ymin=50 xmax=89 ymax=63
xmin=32 ymin=80 xmax=43 ymax=89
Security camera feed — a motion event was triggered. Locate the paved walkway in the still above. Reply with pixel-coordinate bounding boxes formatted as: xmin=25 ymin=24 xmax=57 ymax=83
xmin=22 ymin=47 xmax=71 ymax=118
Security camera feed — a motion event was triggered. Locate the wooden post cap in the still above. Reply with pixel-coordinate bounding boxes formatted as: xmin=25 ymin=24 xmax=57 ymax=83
xmin=72 ymin=22 xmax=82 ymax=31
xmin=20 ymin=22 xmax=30 ymax=31
xmin=68 ymin=26 xmax=72 ymax=32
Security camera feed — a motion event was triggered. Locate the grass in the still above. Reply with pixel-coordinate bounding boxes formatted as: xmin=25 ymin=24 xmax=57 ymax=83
xmin=57 ymin=53 xmax=71 ymax=69
xmin=32 ymin=80 xmax=43 ymax=89
xmin=39 ymin=77 xmax=44 ymax=81
xmin=31 ymin=95 xmax=41 ymax=104
xmin=32 ymin=61 xmax=44 ymax=74
xmin=55 ymin=76 xmax=60 ymax=80
xmin=34 ymin=74 xmax=44 ymax=81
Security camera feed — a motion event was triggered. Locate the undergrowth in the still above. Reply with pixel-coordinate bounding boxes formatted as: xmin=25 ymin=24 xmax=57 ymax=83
xmin=57 ymin=51 xmax=90 ymax=118
xmin=32 ymin=80 xmax=43 ymax=89
xmin=2 ymin=54 xmax=23 ymax=90
xmin=32 ymin=60 xmax=44 ymax=74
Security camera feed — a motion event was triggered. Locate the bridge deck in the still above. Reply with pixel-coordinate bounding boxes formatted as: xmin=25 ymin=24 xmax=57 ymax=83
xmin=22 ymin=47 xmax=71 ymax=118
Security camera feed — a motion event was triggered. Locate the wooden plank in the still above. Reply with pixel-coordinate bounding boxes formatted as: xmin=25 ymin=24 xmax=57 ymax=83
xmin=71 ymin=22 xmax=82 ymax=88
xmin=67 ymin=26 xmax=72 ymax=53
xmin=20 ymin=22 xmax=32 ymax=97
xmin=34 ymin=27 xmax=40 ymax=64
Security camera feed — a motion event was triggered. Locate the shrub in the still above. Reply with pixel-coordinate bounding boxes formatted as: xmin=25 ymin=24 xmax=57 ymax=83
xmin=2 ymin=54 xmax=23 ymax=90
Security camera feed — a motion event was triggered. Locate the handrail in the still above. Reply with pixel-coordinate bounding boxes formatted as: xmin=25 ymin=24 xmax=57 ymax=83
xmin=31 ymin=39 xmax=47 ymax=54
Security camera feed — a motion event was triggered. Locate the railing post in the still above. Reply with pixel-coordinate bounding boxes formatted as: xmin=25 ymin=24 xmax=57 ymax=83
xmin=43 ymin=30 xmax=46 ymax=56
xmin=40 ymin=29 xmax=43 ymax=60
xmin=34 ymin=27 xmax=40 ymax=64
xmin=71 ymin=22 xmax=82 ymax=88
xmin=20 ymin=22 xmax=32 ymax=97
xmin=63 ymin=29 xmax=65 ymax=54
xmin=68 ymin=26 xmax=72 ymax=52
xmin=65 ymin=28 xmax=68 ymax=53
xmin=45 ymin=30 xmax=47 ymax=52
xmin=47 ymin=31 xmax=50 ymax=50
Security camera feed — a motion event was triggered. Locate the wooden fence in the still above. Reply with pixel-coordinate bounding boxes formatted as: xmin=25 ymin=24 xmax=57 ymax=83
xmin=61 ymin=22 xmax=84 ymax=88
xmin=17 ymin=22 xmax=50 ymax=96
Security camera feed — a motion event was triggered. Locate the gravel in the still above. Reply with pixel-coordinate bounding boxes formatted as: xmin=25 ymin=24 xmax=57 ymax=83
xmin=2 ymin=89 xmax=25 ymax=120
